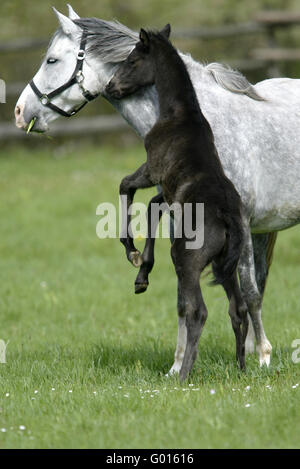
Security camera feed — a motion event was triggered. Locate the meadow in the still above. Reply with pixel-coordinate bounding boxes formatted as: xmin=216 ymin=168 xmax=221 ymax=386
xmin=0 ymin=142 xmax=299 ymax=449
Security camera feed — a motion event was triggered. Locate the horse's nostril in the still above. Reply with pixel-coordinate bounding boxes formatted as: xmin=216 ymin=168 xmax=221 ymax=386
xmin=15 ymin=104 xmax=27 ymax=129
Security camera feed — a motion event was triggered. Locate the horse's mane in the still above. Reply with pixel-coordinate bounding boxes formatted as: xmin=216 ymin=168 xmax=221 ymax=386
xmin=53 ymin=17 xmax=263 ymax=101
xmin=74 ymin=17 xmax=138 ymax=63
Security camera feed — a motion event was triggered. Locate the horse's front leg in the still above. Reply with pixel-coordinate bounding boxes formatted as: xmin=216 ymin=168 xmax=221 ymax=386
xmin=239 ymin=223 xmax=272 ymax=366
xmin=119 ymin=163 xmax=154 ymax=267
xmin=135 ymin=192 xmax=166 ymax=293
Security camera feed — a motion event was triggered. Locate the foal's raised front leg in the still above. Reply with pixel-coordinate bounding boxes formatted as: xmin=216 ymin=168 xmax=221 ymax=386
xmin=119 ymin=163 xmax=154 ymax=267
xmin=135 ymin=192 xmax=166 ymax=293
xmin=239 ymin=224 xmax=273 ymax=366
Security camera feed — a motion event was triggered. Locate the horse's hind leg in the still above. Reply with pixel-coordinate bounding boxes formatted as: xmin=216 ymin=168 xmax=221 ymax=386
xmin=245 ymin=232 xmax=277 ymax=355
xmin=239 ymin=225 xmax=272 ymax=366
xmin=220 ymin=271 xmax=249 ymax=370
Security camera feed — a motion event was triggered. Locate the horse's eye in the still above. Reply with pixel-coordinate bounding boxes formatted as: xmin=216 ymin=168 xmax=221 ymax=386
xmin=47 ymin=58 xmax=58 ymax=64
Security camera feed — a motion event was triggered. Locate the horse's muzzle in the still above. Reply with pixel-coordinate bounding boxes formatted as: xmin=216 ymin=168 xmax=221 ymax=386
xmin=15 ymin=104 xmax=27 ymax=129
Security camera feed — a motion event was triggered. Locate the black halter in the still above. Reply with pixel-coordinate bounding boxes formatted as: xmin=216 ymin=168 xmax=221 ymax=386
xmin=29 ymin=30 xmax=99 ymax=118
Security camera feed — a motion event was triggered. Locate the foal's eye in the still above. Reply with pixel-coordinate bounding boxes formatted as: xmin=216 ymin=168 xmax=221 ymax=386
xmin=47 ymin=58 xmax=58 ymax=64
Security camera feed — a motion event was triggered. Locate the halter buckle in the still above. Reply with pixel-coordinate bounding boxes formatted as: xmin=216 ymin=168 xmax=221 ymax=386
xmin=76 ymin=71 xmax=84 ymax=83
xmin=77 ymin=50 xmax=85 ymax=60
xmin=40 ymin=95 xmax=50 ymax=106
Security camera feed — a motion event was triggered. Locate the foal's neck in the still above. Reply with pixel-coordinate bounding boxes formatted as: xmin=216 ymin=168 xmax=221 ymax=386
xmin=153 ymin=39 xmax=202 ymax=120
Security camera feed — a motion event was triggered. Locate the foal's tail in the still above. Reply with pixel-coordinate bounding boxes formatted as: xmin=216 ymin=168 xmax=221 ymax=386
xmin=212 ymin=210 xmax=244 ymax=286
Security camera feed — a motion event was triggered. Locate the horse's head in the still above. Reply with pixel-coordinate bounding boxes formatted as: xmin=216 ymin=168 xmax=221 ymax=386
xmin=15 ymin=5 xmax=102 ymax=133
xmin=105 ymin=25 xmax=171 ymax=100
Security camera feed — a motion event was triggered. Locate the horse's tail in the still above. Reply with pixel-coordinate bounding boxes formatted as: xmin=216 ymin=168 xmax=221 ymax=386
xmin=212 ymin=210 xmax=244 ymax=286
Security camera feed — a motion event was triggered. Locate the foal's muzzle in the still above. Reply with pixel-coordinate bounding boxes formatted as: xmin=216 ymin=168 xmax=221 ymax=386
xmin=105 ymin=81 xmax=123 ymax=99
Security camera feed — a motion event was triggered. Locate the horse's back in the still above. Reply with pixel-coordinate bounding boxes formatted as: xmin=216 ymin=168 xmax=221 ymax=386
xmin=255 ymin=77 xmax=300 ymax=105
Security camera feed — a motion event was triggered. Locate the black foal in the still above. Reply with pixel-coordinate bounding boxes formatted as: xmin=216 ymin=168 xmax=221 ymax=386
xmin=106 ymin=25 xmax=248 ymax=380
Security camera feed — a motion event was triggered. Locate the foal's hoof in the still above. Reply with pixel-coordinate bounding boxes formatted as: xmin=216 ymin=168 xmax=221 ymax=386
xmin=135 ymin=282 xmax=148 ymax=294
xmin=129 ymin=251 xmax=143 ymax=268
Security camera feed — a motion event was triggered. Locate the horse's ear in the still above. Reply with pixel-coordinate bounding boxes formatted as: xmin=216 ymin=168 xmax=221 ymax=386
xmin=160 ymin=24 xmax=171 ymax=38
xmin=52 ymin=7 xmax=79 ymax=35
xmin=139 ymin=28 xmax=150 ymax=47
xmin=67 ymin=4 xmax=80 ymax=20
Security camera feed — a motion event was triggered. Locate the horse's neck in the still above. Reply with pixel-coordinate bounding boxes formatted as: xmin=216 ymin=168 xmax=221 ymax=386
xmin=107 ymin=87 xmax=159 ymax=138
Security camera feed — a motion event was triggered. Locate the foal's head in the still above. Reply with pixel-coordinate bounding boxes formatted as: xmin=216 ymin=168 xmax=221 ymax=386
xmin=105 ymin=24 xmax=171 ymax=99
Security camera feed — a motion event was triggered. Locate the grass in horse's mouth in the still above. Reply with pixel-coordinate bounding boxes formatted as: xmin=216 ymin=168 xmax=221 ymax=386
xmin=26 ymin=117 xmax=36 ymax=134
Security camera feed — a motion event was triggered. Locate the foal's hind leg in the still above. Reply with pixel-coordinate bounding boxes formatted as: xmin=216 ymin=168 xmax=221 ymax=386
xmin=170 ymin=242 xmax=208 ymax=382
xmin=166 ymin=281 xmax=187 ymax=376
xmin=221 ymin=272 xmax=249 ymax=370
xmin=179 ymin=276 xmax=208 ymax=381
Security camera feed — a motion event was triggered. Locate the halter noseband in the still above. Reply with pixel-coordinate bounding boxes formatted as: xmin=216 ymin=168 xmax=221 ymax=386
xmin=29 ymin=30 xmax=99 ymax=118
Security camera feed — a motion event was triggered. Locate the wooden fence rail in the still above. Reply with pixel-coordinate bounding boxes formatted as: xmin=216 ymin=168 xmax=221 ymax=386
xmin=0 ymin=22 xmax=266 ymax=53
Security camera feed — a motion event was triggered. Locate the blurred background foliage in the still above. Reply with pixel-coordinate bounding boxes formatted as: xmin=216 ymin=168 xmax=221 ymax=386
xmin=1 ymin=0 xmax=300 ymax=144
xmin=2 ymin=0 xmax=300 ymax=37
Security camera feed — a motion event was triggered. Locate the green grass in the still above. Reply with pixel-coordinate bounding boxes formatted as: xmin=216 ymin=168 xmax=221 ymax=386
xmin=0 ymin=142 xmax=299 ymax=449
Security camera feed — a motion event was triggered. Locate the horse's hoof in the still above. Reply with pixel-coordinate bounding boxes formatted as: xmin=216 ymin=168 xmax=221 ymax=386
xmin=129 ymin=251 xmax=143 ymax=268
xmin=257 ymin=340 xmax=272 ymax=367
xmin=135 ymin=282 xmax=148 ymax=294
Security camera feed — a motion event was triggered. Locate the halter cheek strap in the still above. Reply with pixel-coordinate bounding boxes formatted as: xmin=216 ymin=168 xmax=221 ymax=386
xmin=29 ymin=30 xmax=99 ymax=118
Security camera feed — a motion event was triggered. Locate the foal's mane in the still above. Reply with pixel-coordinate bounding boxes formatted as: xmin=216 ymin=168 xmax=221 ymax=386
xmin=52 ymin=17 xmax=263 ymax=101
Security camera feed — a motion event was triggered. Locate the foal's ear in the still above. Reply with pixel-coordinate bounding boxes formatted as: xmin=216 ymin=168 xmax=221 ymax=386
xmin=160 ymin=23 xmax=171 ymax=39
xmin=139 ymin=28 xmax=150 ymax=47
